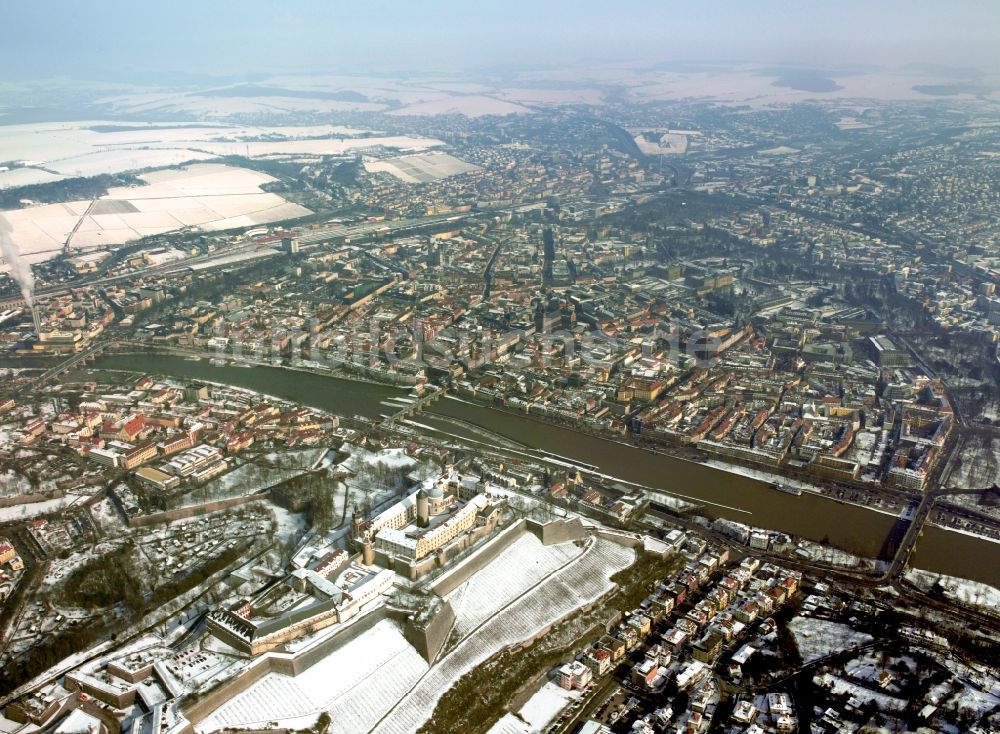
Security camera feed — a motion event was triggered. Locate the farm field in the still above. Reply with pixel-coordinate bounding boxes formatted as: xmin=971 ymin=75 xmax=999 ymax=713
xmin=389 ymin=95 xmax=532 ymax=117
xmin=0 ymin=164 xmax=312 ymax=263
xmin=0 ymin=121 xmax=373 ymax=179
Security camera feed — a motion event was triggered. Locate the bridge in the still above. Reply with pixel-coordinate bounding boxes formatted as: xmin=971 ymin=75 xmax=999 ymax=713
xmin=15 ymin=341 xmax=120 ymax=394
xmin=380 ymin=386 xmax=443 ymax=427
xmin=876 ymin=483 xmax=993 ymax=583
xmin=879 ymin=495 xmax=935 ymax=582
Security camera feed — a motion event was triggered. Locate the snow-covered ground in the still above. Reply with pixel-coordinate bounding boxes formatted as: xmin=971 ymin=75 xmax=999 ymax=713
xmin=516 ymin=682 xmax=579 ymax=731
xmin=363 ymin=152 xmax=480 ymax=183
xmin=180 ymin=135 xmax=444 ymax=158
xmin=88 ymin=497 xmax=125 ymax=533
xmin=0 ymin=495 xmax=82 ymax=522
xmin=0 ymin=167 xmax=67 ymax=188
xmin=267 ymin=503 xmax=308 ymax=546
xmin=792 ymin=540 xmax=876 ymax=570
xmin=905 ymin=569 xmax=1000 ymax=612
xmin=46 ymin=148 xmax=218 ymax=178
xmin=371 ymin=537 xmax=634 ymax=734
xmin=196 ymin=620 xmax=427 ymax=732
xmin=945 ymin=435 xmax=1000 ymax=489
xmin=338 ymin=445 xmax=416 ymax=475
xmin=950 ymin=684 xmax=1000 ymax=720
xmin=42 ymin=538 xmax=124 ymax=588
xmin=0 ymin=468 xmax=37 ymax=497
xmin=487 ymin=715 xmax=534 ymax=734
xmin=389 ymin=95 xmax=532 ymax=117
xmin=704 ymin=458 xmax=824 ymax=495
xmin=185 ymin=451 xmax=320 ymax=503
xmin=937 ymin=656 xmax=1000 ymax=719
xmin=101 ymin=93 xmax=388 ymax=118
xmin=446 ymin=533 xmax=585 ymax=638
xmin=788 ymin=617 xmax=873 ymax=663
xmin=488 ymin=682 xmax=578 ymax=734
xmin=0 ymin=164 xmax=312 ymax=265
xmin=190 ymin=520 xmax=633 ymax=734
xmin=335 ymin=445 xmax=430 ymax=523
xmin=196 ymin=619 xmax=428 ymax=733
xmin=0 ymin=121 xmax=372 ymax=179
xmin=814 ymin=672 xmax=905 ymax=711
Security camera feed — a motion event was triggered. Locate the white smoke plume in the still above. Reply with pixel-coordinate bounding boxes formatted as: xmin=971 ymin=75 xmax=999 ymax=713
xmin=0 ymin=214 xmax=34 ymax=307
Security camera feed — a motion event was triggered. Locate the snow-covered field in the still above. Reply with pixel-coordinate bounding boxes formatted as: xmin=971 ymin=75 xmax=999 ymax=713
xmin=0 ymin=164 xmax=311 ymax=264
xmin=788 ymin=617 xmax=873 ymax=663
xmin=389 ymin=95 xmax=532 ymax=117
xmin=498 ymin=87 xmax=606 ymax=105
xmin=170 ymin=135 xmax=444 ymax=159
xmin=363 ymin=152 xmax=480 ymax=183
xmin=371 ymin=537 xmax=633 ymax=734
xmin=196 ymin=619 xmax=428 ymax=733
xmin=0 ymin=202 xmax=89 ymax=263
xmin=0 ymin=121 xmax=373 ymax=179
xmin=45 ymin=148 xmax=219 ymax=178
xmin=101 ymin=93 xmax=387 ymax=118
xmin=0 ymin=167 xmax=67 ymax=188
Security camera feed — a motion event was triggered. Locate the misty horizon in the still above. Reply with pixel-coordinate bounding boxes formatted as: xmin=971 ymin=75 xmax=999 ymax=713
xmin=1 ymin=0 xmax=999 ymax=83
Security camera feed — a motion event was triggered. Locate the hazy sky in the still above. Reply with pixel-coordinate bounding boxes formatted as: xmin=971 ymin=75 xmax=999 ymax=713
xmin=2 ymin=0 xmax=998 ymax=81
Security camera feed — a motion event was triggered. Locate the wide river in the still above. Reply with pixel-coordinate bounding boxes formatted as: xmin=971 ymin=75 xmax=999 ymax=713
xmin=17 ymin=353 xmax=1000 ymax=588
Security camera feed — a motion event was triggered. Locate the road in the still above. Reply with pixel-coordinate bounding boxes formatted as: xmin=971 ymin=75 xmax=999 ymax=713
xmin=482 ymin=237 xmax=503 ymax=299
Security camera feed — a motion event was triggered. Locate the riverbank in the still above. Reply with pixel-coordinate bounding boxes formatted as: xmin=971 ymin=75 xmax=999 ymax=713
xmin=16 ymin=351 xmax=997 ymax=588
xmin=444 ymin=396 xmax=914 ymax=515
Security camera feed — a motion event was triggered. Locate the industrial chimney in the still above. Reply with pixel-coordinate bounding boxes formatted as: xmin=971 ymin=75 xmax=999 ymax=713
xmin=31 ymin=308 xmax=41 ymax=336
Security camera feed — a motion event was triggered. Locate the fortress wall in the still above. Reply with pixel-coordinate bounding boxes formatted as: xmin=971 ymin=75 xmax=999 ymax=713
xmin=430 ymin=518 xmax=527 ymax=597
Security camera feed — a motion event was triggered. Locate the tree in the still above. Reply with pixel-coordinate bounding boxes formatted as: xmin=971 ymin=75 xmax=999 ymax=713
xmin=307 ymin=485 xmax=336 ymax=533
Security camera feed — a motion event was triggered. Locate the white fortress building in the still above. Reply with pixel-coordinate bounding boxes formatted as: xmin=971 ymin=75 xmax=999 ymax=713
xmin=207 ymin=562 xmax=394 ymax=656
xmin=356 ymin=471 xmax=505 ymax=580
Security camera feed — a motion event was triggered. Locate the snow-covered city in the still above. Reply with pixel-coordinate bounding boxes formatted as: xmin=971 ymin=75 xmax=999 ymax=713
xmin=1 ymin=2 xmax=1000 ymax=734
